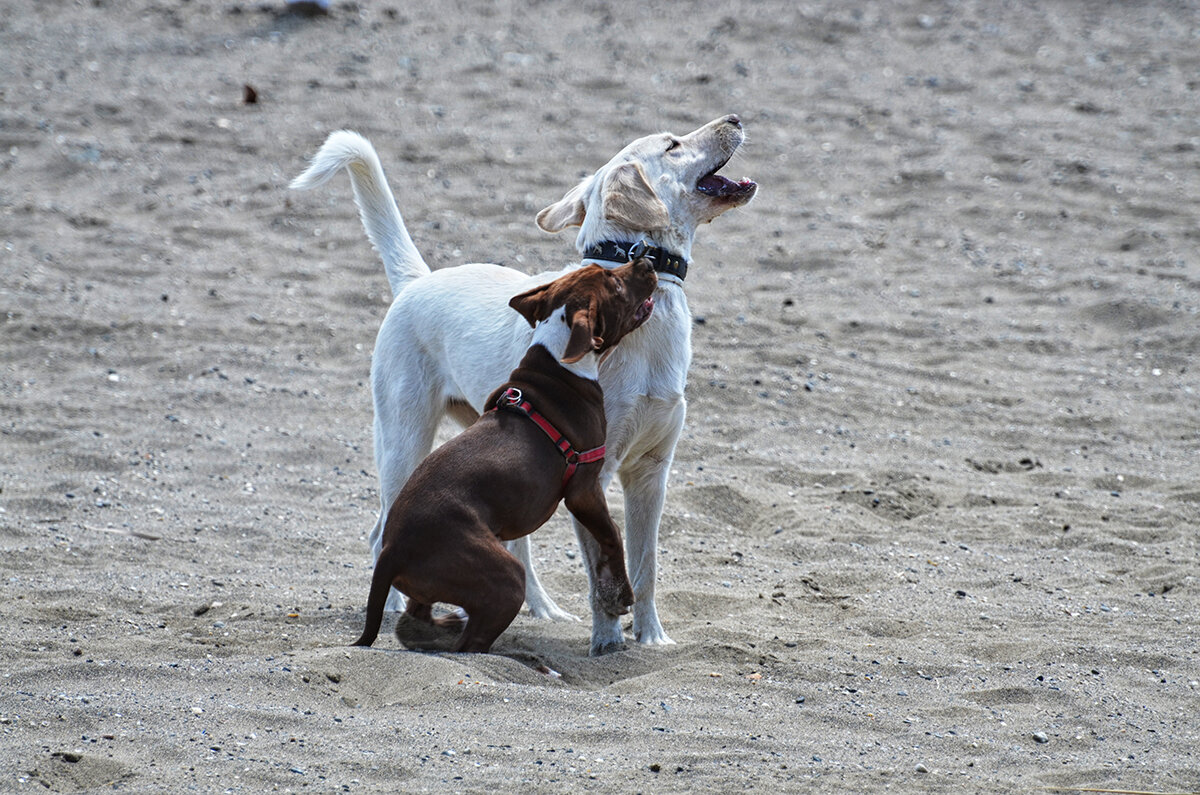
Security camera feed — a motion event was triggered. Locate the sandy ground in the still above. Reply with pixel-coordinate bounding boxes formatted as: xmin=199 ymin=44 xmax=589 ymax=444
xmin=2 ymin=0 xmax=1199 ymax=792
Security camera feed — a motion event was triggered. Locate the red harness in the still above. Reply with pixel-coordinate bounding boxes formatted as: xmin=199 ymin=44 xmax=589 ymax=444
xmin=489 ymin=386 xmax=605 ymax=487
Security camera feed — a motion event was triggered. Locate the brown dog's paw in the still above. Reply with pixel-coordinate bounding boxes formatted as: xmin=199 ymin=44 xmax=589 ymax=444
xmin=394 ymin=611 xmax=462 ymax=652
xmin=432 ymin=607 xmax=468 ymax=631
xmin=596 ymin=565 xmax=634 ymax=617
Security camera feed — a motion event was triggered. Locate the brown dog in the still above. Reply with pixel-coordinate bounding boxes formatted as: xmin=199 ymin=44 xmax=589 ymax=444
xmin=353 ymin=259 xmax=658 ymax=653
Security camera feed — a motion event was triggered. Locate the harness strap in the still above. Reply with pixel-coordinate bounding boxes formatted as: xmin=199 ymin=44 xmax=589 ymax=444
xmin=489 ymin=387 xmax=605 ymax=487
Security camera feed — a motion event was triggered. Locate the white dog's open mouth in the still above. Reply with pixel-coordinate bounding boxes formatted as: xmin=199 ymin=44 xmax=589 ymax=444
xmin=633 ymin=296 xmax=655 ymax=328
xmin=696 ymin=157 xmax=757 ymax=199
xmin=697 ymin=173 xmax=756 ymax=198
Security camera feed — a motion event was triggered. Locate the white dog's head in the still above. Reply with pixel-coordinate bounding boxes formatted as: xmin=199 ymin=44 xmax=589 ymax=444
xmin=536 ymin=115 xmax=757 ymax=267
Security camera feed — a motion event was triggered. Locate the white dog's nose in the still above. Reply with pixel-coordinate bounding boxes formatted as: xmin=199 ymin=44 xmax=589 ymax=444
xmin=725 ymin=114 xmax=742 ymax=128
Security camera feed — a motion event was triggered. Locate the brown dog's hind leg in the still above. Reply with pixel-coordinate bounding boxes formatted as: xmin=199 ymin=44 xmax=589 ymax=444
xmin=393 ymin=601 xmax=462 ymax=652
xmin=452 ymin=552 xmax=526 ymax=654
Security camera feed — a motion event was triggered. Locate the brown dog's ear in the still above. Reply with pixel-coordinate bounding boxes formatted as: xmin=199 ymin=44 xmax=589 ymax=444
xmin=509 ymin=283 xmax=555 ymax=328
xmin=561 ymin=299 xmax=602 ymax=363
xmin=601 ymin=162 xmax=669 ymax=231
xmin=536 ymin=179 xmax=589 ymax=233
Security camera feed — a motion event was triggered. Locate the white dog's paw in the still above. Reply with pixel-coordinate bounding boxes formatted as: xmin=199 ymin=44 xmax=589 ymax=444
xmin=633 ymin=611 xmax=675 ymax=646
xmin=590 ymin=637 xmax=627 ymax=657
xmin=589 ymin=619 xmax=626 ymax=657
xmin=525 ymin=597 xmax=581 ymax=623
xmin=634 ymin=626 xmax=676 ymax=646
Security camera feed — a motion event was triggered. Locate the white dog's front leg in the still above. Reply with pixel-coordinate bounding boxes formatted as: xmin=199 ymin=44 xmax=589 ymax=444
xmin=619 ymin=452 xmax=676 ymax=647
xmin=567 ymin=466 xmax=625 ymax=655
xmin=507 ymin=536 xmax=580 ymax=622
xmin=572 ymin=520 xmax=626 ymax=655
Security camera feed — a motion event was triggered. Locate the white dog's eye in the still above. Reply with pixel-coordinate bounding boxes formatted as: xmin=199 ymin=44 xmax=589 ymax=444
xmin=665 ymin=138 xmax=681 ymax=153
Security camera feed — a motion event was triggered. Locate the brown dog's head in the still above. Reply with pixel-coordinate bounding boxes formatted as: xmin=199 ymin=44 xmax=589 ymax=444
xmin=509 ymin=259 xmax=658 ymax=363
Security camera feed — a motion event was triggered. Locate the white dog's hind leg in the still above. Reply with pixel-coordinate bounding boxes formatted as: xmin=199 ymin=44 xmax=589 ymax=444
xmin=507 ymin=536 xmax=580 ymax=622
xmin=368 ymin=380 xmax=443 ymax=612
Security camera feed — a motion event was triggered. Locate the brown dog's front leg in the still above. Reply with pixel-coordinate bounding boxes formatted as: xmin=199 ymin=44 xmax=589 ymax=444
xmin=565 ymin=484 xmax=635 ymax=617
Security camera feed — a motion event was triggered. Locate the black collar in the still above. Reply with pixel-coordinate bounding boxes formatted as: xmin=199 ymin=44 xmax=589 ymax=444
xmin=583 ymin=240 xmax=688 ymax=282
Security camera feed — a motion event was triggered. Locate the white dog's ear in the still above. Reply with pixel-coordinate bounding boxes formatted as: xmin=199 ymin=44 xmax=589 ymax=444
xmin=601 ymin=162 xmax=669 ymax=231
xmin=537 ymin=179 xmax=589 ymax=233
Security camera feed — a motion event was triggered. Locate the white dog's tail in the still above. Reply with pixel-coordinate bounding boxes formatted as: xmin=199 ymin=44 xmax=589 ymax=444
xmin=290 ymin=130 xmax=431 ymax=296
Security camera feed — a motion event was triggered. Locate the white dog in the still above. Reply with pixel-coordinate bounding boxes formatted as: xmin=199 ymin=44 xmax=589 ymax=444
xmin=291 ymin=115 xmax=756 ymax=654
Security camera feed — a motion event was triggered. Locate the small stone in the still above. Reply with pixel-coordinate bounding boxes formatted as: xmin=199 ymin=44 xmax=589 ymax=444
xmin=1033 ymin=732 xmax=1049 ymax=744
xmin=915 ymin=763 xmax=929 ymax=773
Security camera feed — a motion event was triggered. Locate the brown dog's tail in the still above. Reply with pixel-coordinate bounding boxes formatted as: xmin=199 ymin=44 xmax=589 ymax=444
xmin=352 ymin=558 xmax=395 ymax=647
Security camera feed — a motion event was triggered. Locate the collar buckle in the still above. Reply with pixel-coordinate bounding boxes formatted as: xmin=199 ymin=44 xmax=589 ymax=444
xmin=497 ymin=387 xmax=523 ymax=406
